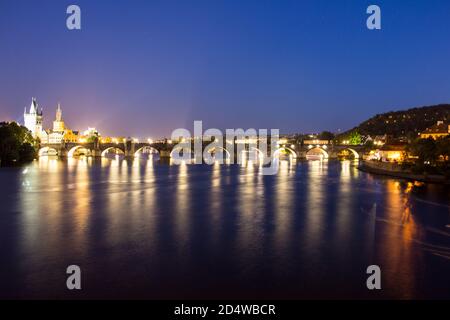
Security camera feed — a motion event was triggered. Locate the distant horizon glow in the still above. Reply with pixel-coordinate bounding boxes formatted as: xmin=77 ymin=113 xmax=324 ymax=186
xmin=1 ymin=0 xmax=450 ymax=137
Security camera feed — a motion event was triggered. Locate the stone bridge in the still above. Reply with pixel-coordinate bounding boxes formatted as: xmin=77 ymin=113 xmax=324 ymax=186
xmin=38 ymin=139 xmax=367 ymax=160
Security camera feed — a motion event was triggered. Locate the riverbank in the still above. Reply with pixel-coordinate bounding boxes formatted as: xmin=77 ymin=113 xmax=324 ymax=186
xmin=359 ymin=160 xmax=449 ymax=184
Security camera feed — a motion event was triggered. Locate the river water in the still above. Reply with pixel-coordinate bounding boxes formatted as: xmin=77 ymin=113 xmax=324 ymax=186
xmin=0 ymin=157 xmax=449 ymax=299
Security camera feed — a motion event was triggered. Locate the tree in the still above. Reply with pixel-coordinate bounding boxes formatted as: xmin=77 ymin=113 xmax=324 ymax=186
xmin=436 ymin=136 xmax=450 ymax=162
xmin=0 ymin=122 xmax=38 ymax=166
xmin=349 ymin=131 xmax=362 ymax=145
xmin=407 ymin=138 xmax=438 ymax=165
xmin=87 ymin=135 xmax=98 ymax=143
xmin=435 ymin=136 xmax=450 ymax=176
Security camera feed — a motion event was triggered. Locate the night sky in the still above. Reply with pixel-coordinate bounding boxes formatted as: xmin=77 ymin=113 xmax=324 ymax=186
xmin=1 ymin=0 xmax=450 ymax=138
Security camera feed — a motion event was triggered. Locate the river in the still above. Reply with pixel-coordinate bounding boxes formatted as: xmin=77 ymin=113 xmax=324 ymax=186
xmin=0 ymin=157 xmax=449 ymax=299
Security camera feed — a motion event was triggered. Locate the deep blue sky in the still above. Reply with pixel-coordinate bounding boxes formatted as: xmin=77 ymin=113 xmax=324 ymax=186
xmin=1 ymin=0 xmax=450 ymax=137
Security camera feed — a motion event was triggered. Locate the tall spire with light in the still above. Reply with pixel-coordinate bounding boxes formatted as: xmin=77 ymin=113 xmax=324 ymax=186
xmin=53 ymin=102 xmax=65 ymax=132
xmin=56 ymin=102 xmax=62 ymax=121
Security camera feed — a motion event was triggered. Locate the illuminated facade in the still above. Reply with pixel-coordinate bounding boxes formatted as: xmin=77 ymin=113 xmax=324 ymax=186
xmin=24 ymin=100 xmax=79 ymax=144
xmin=82 ymin=127 xmax=99 ymax=138
xmin=368 ymin=144 xmax=407 ymax=162
xmin=420 ymin=121 xmax=449 ymax=139
xmin=64 ymin=130 xmax=79 ymax=143
xmin=53 ymin=103 xmax=65 ymax=132
xmin=47 ymin=104 xmax=67 ymax=144
xmin=78 ymin=127 xmax=100 ymax=143
xmin=24 ymin=97 xmax=45 ymax=140
xmin=303 ymin=139 xmax=330 ymax=145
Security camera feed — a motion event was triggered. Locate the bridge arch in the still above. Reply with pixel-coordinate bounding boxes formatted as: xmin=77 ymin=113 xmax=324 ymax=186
xmin=134 ymin=146 xmax=160 ymax=157
xmin=306 ymin=147 xmax=328 ymax=160
xmin=68 ymin=146 xmax=91 ymax=158
xmin=38 ymin=147 xmax=58 ymax=157
xmin=239 ymin=147 xmax=265 ymax=162
xmin=273 ymin=147 xmax=297 ymax=159
xmin=170 ymin=146 xmax=194 ymax=159
xmin=250 ymin=147 xmax=264 ymax=159
xmin=101 ymin=147 xmax=125 ymax=157
xmin=338 ymin=148 xmax=360 ymax=159
xmin=204 ymin=146 xmax=231 ymax=159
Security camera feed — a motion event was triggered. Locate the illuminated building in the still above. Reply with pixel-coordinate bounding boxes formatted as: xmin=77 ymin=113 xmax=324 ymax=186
xmin=47 ymin=104 xmax=70 ymax=144
xmin=23 ymin=97 xmax=45 ymax=140
xmin=48 ymin=131 xmax=64 ymax=144
xmin=40 ymin=130 xmax=49 ymax=144
xmin=419 ymin=121 xmax=449 ymax=139
xmin=63 ymin=130 xmax=79 ymax=143
xmin=377 ymin=144 xmax=407 ymax=162
xmin=365 ymin=134 xmax=387 ymax=146
xmin=24 ymin=100 xmax=79 ymax=145
xmin=101 ymin=136 xmax=113 ymax=143
xmin=77 ymin=127 xmax=100 ymax=143
xmin=303 ymin=139 xmax=330 ymax=145
xmin=82 ymin=127 xmax=99 ymax=137
xmin=52 ymin=103 xmax=65 ymax=132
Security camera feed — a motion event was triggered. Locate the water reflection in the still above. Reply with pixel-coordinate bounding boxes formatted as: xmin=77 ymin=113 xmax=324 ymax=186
xmin=175 ymin=161 xmax=190 ymax=251
xmin=304 ymin=160 xmax=326 ymax=253
xmin=209 ymin=161 xmax=222 ymax=244
xmin=2 ymin=157 xmax=449 ymax=299
xmin=273 ymin=159 xmax=295 ymax=267
xmin=374 ymin=180 xmax=419 ymax=298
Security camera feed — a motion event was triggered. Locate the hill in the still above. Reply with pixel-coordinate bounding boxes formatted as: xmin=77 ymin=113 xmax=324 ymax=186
xmin=341 ymin=104 xmax=450 ymax=138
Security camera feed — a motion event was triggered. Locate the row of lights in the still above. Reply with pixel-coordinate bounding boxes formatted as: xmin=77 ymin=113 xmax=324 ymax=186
xmin=79 ymin=137 xmax=336 ymax=151
xmin=109 ymin=138 xmax=159 ymax=144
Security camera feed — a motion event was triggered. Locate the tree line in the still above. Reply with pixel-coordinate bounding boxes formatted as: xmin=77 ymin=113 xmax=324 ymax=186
xmin=406 ymin=136 xmax=450 ymax=176
xmin=0 ymin=122 xmax=38 ymax=167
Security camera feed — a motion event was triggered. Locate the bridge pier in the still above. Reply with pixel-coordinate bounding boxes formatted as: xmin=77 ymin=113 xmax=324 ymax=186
xmin=159 ymin=150 xmax=171 ymax=158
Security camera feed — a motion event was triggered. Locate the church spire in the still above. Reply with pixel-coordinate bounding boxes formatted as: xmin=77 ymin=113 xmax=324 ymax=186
xmin=29 ymin=97 xmax=38 ymax=114
xmin=56 ymin=103 xmax=62 ymax=121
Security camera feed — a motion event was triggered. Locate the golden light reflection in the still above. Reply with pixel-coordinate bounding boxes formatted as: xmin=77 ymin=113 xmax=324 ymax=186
xmin=68 ymin=158 xmax=91 ymax=256
xmin=21 ymin=158 xmax=92 ymax=262
xmin=38 ymin=156 xmax=60 ymax=172
xmin=105 ymin=157 xmax=127 ymax=245
xmin=101 ymin=157 xmax=112 ymax=167
xmin=273 ymin=157 xmax=295 ymax=261
xmin=335 ymin=160 xmax=352 ymax=247
xmin=13 ymin=154 xmax=449 ymax=298
xmin=304 ymin=160 xmax=326 ymax=262
xmin=175 ymin=161 xmax=190 ymax=250
xmin=125 ymin=158 xmax=149 ymax=228
xmin=237 ymin=154 xmax=264 ymax=264
xmin=375 ymin=180 xmax=419 ymax=298
xmin=208 ymin=161 xmax=223 ymax=245
xmin=19 ymin=161 xmax=53 ymax=256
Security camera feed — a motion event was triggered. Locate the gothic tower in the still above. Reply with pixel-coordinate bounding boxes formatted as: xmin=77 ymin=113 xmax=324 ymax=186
xmin=53 ymin=103 xmax=65 ymax=132
xmin=24 ymin=97 xmax=43 ymax=139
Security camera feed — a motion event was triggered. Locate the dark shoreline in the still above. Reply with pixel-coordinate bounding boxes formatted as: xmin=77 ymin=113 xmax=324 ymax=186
xmin=358 ymin=161 xmax=449 ymax=185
